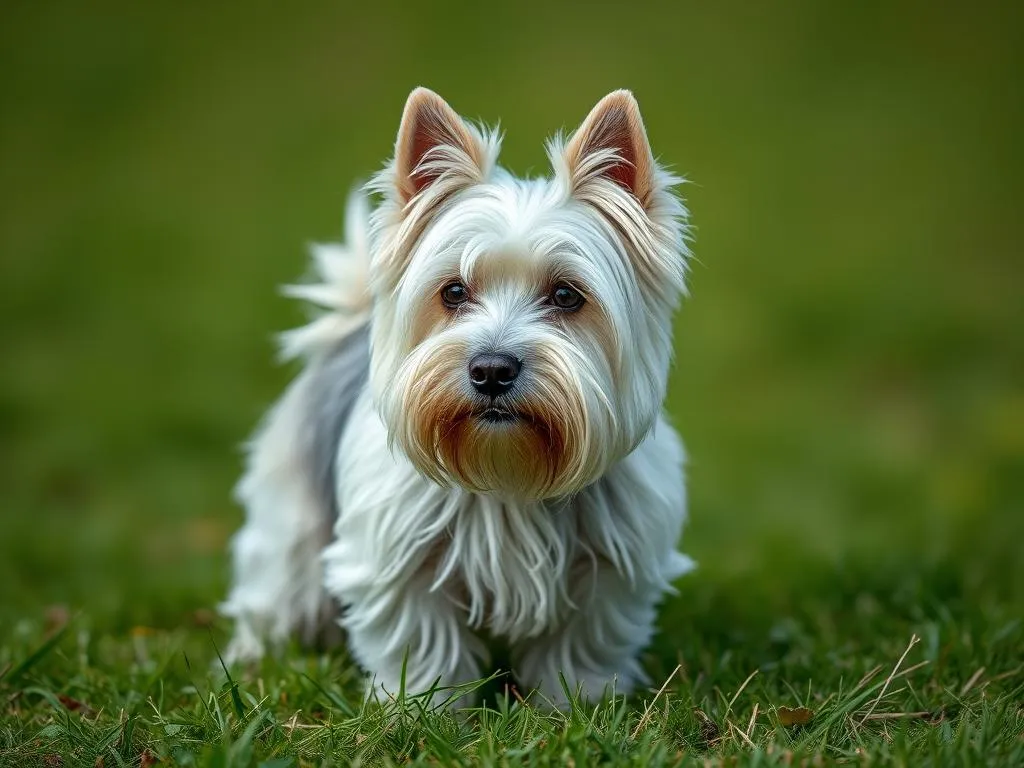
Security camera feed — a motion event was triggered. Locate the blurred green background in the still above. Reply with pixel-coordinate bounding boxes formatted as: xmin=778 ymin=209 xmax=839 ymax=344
xmin=1 ymin=0 xmax=1021 ymax=640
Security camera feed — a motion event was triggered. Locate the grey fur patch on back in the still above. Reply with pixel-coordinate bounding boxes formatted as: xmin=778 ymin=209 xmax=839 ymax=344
xmin=301 ymin=322 xmax=370 ymax=523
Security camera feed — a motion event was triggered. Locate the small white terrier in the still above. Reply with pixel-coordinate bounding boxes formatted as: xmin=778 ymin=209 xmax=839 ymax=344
xmin=221 ymin=88 xmax=695 ymax=707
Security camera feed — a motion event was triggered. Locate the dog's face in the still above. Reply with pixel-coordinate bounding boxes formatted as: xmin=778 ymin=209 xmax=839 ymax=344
xmin=367 ymin=89 xmax=689 ymax=500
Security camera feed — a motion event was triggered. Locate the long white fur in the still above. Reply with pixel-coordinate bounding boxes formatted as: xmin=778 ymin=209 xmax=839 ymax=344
xmin=220 ymin=194 xmax=371 ymax=659
xmin=222 ymin=88 xmax=695 ymax=708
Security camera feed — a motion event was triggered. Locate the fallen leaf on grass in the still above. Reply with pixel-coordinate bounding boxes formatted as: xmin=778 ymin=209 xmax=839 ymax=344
xmin=57 ymin=694 xmax=96 ymax=718
xmin=776 ymin=706 xmax=814 ymax=727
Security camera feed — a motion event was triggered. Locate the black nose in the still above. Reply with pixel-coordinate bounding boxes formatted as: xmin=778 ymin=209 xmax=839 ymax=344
xmin=468 ymin=353 xmax=521 ymax=398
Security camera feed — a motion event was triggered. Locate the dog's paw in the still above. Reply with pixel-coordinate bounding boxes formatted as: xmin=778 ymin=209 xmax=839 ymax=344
xmin=222 ymin=626 xmax=266 ymax=667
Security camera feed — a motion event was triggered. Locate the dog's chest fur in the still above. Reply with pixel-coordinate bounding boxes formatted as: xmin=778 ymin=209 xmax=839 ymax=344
xmin=429 ymin=496 xmax=583 ymax=641
xmin=324 ymin=389 xmax=689 ymax=643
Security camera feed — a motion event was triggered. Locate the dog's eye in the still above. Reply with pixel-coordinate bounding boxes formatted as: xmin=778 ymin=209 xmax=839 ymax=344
xmin=550 ymin=284 xmax=585 ymax=311
xmin=441 ymin=281 xmax=469 ymax=308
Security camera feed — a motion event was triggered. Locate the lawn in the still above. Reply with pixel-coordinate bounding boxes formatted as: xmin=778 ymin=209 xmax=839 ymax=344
xmin=1 ymin=2 xmax=1022 ymax=765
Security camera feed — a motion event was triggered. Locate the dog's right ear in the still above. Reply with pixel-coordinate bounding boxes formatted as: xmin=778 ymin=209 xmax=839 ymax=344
xmin=392 ymin=88 xmax=494 ymax=205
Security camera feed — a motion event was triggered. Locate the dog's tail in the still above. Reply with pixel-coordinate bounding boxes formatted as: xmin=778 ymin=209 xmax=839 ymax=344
xmin=277 ymin=190 xmax=373 ymax=361
xmin=221 ymin=191 xmax=372 ymax=662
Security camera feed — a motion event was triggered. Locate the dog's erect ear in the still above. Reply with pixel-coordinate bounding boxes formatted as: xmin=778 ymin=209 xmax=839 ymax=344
xmin=561 ymin=90 xmax=656 ymax=208
xmin=393 ymin=87 xmax=491 ymax=204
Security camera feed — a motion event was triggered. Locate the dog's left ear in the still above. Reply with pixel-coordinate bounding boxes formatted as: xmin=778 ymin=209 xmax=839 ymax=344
xmin=560 ymin=90 xmax=656 ymax=209
xmin=393 ymin=87 xmax=493 ymax=205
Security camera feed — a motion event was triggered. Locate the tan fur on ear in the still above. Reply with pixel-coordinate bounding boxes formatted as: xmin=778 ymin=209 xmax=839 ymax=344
xmin=563 ymin=90 xmax=655 ymax=207
xmin=394 ymin=88 xmax=489 ymax=203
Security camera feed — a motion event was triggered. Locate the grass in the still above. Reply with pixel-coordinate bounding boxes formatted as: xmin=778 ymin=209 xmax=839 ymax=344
xmin=3 ymin=602 xmax=1022 ymax=765
xmin=1 ymin=1 xmax=1022 ymax=765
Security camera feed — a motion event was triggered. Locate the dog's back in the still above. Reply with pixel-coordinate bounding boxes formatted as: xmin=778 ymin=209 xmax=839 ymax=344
xmin=221 ymin=193 xmax=372 ymax=661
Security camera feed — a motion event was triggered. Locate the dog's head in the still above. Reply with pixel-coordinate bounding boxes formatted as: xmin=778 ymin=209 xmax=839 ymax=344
xmin=367 ymin=88 xmax=690 ymax=500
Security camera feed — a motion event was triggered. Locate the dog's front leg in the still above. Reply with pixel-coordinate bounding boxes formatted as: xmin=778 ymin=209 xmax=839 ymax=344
xmin=512 ymin=562 xmax=667 ymax=709
xmin=327 ymin=555 xmax=487 ymax=708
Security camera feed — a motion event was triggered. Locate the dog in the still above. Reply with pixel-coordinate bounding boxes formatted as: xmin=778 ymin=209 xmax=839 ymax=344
xmin=220 ymin=87 xmax=694 ymax=708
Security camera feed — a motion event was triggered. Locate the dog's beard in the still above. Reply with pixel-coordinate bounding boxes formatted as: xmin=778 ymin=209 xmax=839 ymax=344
xmin=384 ymin=336 xmax=614 ymax=500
